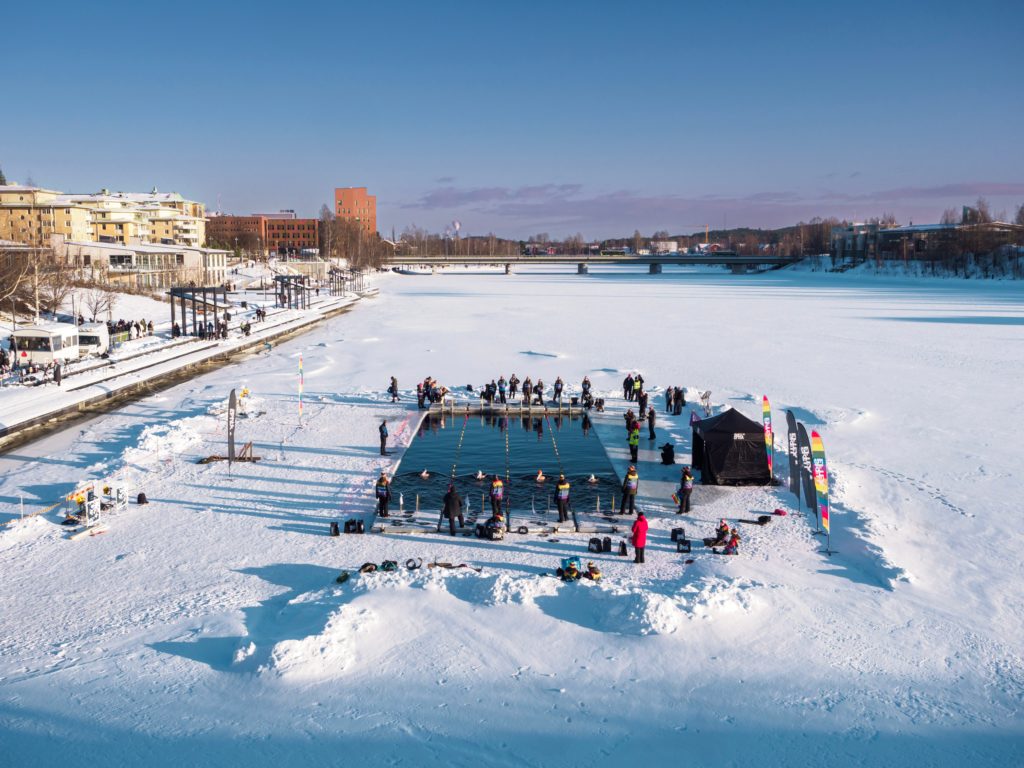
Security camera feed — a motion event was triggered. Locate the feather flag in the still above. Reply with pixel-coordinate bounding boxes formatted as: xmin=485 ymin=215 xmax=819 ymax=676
xmin=762 ymin=396 xmax=773 ymax=478
xmin=811 ymin=430 xmax=830 ymax=535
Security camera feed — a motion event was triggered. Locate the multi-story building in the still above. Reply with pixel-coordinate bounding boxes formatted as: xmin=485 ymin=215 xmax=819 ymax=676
xmin=334 ymin=187 xmax=376 ymax=234
xmin=0 ymin=185 xmax=94 ymax=244
xmin=265 ymin=217 xmax=319 ymax=254
xmin=0 ymin=184 xmax=206 ymax=248
xmin=207 ymin=214 xmax=267 ymax=253
xmin=206 ymin=212 xmax=319 ymax=255
xmin=53 ymin=236 xmax=228 ymax=290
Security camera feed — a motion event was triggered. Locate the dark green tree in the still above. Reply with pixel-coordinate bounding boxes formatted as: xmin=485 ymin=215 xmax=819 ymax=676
xmin=0 ymin=166 xmax=6 ymax=185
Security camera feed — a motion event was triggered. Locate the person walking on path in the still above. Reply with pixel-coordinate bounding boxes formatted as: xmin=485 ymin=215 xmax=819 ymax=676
xmin=443 ymin=484 xmax=465 ymax=535
xmin=665 ymin=388 xmax=672 ymax=414
xmin=53 ymin=361 xmax=62 ymax=387
xmin=375 ymin=472 xmax=392 ymax=518
xmin=620 ymin=465 xmax=639 ymax=515
xmin=489 ymin=474 xmax=505 ymax=517
xmin=379 ymin=419 xmax=388 ymax=456
xmin=632 ymin=511 xmax=649 ymax=564
xmin=555 ymin=474 xmax=571 ymax=523
xmin=628 ymin=423 xmax=640 ymax=463
xmin=677 ymin=466 xmax=694 ymax=514
xmin=388 ymin=376 xmax=399 ymax=403
xmin=647 ymin=406 xmax=656 ymax=440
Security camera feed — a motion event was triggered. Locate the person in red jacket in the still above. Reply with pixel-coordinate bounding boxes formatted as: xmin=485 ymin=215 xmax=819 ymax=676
xmin=631 ymin=510 xmax=648 ymax=564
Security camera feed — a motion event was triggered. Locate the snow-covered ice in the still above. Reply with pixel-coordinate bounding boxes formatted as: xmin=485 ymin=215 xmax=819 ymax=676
xmin=0 ymin=265 xmax=1021 ymax=767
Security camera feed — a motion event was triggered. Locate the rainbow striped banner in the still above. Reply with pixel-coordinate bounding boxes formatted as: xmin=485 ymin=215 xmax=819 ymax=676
xmin=762 ymin=395 xmax=773 ymax=478
xmin=811 ymin=430 xmax=830 ymax=536
xmin=298 ymin=355 xmax=304 ymax=419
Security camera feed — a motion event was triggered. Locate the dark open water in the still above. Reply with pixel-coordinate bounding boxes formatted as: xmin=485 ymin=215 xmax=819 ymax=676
xmin=389 ymin=412 xmax=621 ymax=515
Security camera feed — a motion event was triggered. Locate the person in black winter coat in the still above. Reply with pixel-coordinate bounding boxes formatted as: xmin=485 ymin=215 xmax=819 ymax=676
xmin=647 ymin=406 xmax=655 ymax=440
xmin=379 ymin=419 xmax=388 ymax=455
xmin=442 ymin=484 xmax=465 ymax=535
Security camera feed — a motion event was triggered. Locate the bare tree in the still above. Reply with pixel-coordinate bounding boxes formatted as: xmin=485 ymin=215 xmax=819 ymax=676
xmin=82 ymin=284 xmax=118 ymax=322
xmin=0 ymin=248 xmax=31 ymax=309
xmin=940 ymin=208 xmax=959 ymax=225
xmin=962 ymin=197 xmax=993 ymax=224
xmin=319 ymin=205 xmax=336 ymax=261
xmin=1015 ymin=204 xmax=1024 ymax=226
xmin=35 ymin=255 xmax=77 ymax=317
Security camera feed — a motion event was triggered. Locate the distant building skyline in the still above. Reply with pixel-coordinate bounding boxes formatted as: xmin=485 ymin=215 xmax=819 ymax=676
xmin=2 ymin=2 xmax=1021 ymax=239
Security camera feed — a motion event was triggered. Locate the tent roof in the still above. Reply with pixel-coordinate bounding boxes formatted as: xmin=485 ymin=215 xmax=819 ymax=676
xmin=693 ymin=407 xmax=763 ymax=435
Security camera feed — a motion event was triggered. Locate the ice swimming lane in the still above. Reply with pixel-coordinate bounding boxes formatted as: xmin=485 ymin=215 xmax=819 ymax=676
xmin=389 ymin=412 xmax=619 ymax=519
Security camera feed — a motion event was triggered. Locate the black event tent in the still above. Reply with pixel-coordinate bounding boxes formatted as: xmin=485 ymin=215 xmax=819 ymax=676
xmin=691 ymin=408 xmax=771 ymax=485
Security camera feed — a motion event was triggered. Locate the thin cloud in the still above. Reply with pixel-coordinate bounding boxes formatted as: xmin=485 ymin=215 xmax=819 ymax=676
xmin=397 ymin=180 xmax=1024 ymax=235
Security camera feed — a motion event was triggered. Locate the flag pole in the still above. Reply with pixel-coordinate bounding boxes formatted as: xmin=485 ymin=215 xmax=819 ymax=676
xmin=298 ymin=354 xmax=304 ymax=426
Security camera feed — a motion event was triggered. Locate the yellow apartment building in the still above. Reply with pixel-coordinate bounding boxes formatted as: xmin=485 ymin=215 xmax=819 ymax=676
xmin=0 ymin=184 xmax=206 ymax=249
xmin=0 ymin=185 xmax=93 ymax=245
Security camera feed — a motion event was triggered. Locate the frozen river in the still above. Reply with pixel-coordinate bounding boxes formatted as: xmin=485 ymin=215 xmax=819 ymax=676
xmin=1 ymin=264 xmax=1022 ymax=767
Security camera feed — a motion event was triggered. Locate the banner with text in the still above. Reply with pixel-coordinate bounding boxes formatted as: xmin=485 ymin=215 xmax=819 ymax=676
xmin=227 ymin=388 xmax=237 ymax=465
xmin=797 ymin=422 xmax=816 ymax=521
xmin=762 ymin=395 xmax=774 ymax=480
xmin=786 ymin=409 xmax=800 ymax=501
xmin=811 ymin=430 xmax=830 ymax=536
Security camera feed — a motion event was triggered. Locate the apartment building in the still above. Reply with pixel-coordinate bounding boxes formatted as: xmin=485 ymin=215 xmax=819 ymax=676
xmin=0 ymin=184 xmax=206 ymax=248
xmin=0 ymin=185 xmax=94 ymax=244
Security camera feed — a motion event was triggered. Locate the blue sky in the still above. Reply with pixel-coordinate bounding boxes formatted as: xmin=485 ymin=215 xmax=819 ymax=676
xmin=2 ymin=0 xmax=1022 ymax=238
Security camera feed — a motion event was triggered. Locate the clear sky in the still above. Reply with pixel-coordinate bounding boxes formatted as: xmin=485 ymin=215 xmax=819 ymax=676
xmin=2 ymin=0 xmax=1022 ymax=238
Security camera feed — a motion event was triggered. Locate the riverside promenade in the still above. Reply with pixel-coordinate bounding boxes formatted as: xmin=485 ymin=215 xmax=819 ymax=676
xmin=0 ymin=291 xmax=368 ymax=450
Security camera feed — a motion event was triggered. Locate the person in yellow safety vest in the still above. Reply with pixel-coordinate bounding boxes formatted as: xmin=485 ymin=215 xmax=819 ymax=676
xmin=488 ymin=475 xmax=504 ymax=516
xmin=628 ymin=424 xmax=640 ymax=462
xmin=620 ymin=466 xmax=639 ymax=515
xmin=586 ymin=561 xmax=602 ymax=581
xmin=555 ymin=474 xmax=571 ymax=523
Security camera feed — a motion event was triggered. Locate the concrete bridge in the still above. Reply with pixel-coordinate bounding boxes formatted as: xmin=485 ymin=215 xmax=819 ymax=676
xmin=384 ymin=253 xmax=802 ymax=274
